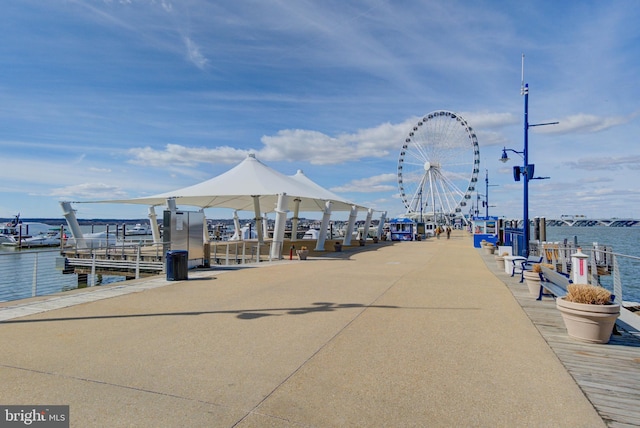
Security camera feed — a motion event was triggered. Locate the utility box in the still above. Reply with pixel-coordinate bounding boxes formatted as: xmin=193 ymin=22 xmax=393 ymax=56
xmin=163 ymin=208 xmax=205 ymax=267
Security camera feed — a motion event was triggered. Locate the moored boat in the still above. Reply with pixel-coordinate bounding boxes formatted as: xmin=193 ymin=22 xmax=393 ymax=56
xmin=125 ymin=223 xmax=152 ymax=235
xmin=21 ymin=230 xmax=63 ymax=248
xmin=1 ymin=214 xmax=55 ymax=247
xmin=0 ymin=234 xmax=18 ymax=247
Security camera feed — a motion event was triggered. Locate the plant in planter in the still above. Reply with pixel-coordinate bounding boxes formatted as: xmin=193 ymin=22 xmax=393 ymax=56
xmin=495 ymin=252 xmax=508 ymax=270
xmin=483 ymin=242 xmax=495 ymax=255
xmin=556 ymin=283 xmax=620 ymax=344
xmin=296 ymin=246 xmax=309 ymax=260
xmin=523 ymin=263 xmax=554 ymax=297
xmin=522 ymin=266 xmax=542 ymax=296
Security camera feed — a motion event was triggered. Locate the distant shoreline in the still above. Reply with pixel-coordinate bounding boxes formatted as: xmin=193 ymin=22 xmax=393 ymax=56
xmin=0 ymin=217 xmax=307 ymax=226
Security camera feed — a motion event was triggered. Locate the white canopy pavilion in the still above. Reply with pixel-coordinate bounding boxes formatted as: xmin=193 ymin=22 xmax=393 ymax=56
xmin=63 ymin=154 xmax=382 ymax=258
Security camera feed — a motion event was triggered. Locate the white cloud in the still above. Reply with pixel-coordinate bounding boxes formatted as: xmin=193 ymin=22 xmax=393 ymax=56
xmin=536 ymin=113 xmax=635 ymax=135
xmin=50 ymin=183 xmax=128 ymax=199
xmin=258 ymin=125 xmax=403 ymax=165
xmin=566 ymin=155 xmax=640 ymax=171
xmin=122 ymin=108 xmax=635 ymax=175
xmin=125 ymin=119 xmax=417 ymax=168
xmin=128 ymin=144 xmax=248 ymax=167
xmin=183 ymin=35 xmax=208 ymax=69
xmin=331 ymin=173 xmax=397 ymax=193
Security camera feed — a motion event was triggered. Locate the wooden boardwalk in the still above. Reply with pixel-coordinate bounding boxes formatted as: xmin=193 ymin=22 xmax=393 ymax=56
xmin=480 ymin=250 xmax=640 ymax=428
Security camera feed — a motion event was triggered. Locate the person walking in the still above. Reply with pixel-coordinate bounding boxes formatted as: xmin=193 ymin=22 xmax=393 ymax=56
xmin=446 ymin=226 xmax=452 ymax=239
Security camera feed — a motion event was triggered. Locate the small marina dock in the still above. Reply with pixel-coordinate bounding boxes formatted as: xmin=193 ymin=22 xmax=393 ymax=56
xmin=59 ymin=238 xmax=363 ymax=279
xmin=61 ymin=244 xmax=165 ymax=279
xmin=1 ymin=231 xmax=638 ymax=427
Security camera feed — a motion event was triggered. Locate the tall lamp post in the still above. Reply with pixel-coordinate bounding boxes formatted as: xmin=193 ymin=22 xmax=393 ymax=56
xmin=499 ymin=55 xmax=557 ymax=257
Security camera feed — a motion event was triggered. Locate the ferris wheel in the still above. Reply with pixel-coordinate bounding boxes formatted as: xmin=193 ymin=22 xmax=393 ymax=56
xmin=397 ymin=111 xmax=480 ymax=225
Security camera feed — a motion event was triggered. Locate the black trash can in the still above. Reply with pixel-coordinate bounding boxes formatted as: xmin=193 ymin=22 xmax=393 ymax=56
xmin=166 ymin=250 xmax=188 ymax=281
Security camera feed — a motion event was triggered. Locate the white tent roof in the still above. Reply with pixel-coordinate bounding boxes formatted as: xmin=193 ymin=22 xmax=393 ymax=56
xmin=289 ymin=169 xmax=359 ymax=206
xmin=90 ymin=154 xmax=367 ymax=213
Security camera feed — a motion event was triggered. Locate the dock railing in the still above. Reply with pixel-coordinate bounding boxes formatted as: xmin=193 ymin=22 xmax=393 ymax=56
xmin=208 ymin=240 xmax=274 ymax=265
xmin=534 ymin=242 xmax=640 ymax=304
xmin=0 ymin=249 xmax=79 ymax=302
xmin=62 ymin=239 xmax=165 ymax=283
xmin=63 ymin=239 xmax=276 ymax=276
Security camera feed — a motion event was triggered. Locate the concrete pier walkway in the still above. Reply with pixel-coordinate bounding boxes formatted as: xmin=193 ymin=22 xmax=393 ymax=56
xmin=0 ymin=231 xmax=612 ymax=427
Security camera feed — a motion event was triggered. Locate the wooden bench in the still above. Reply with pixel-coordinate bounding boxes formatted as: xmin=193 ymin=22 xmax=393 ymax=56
xmin=512 ymin=255 xmax=543 ymax=282
xmin=538 ymin=266 xmax=571 ymax=301
xmin=538 ymin=266 xmax=619 ymax=304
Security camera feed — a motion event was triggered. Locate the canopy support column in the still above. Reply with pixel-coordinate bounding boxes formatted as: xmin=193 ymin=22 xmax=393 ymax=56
xmin=362 ymin=208 xmax=374 ymax=242
xmin=166 ymin=198 xmax=177 ymax=212
xmin=263 ymin=212 xmax=269 ymax=240
xmin=60 ymin=201 xmax=87 ymax=249
xmin=252 ymin=195 xmax=264 ymax=244
xmin=377 ymin=211 xmax=387 ymax=240
xmin=148 ymin=206 xmax=162 ymax=245
xmin=290 ymin=198 xmax=301 ymax=242
xmin=343 ymin=205 xmax=358 ymax=246
xmin=315 ymin=201 xmax=332 ymax=251
xmin=200 ymin=209 xmax=209 ymax=243
xmin=270 ymin=193 xmax=288 ymax=259
xmin=232 ymin=210 xmax=241 ymax=241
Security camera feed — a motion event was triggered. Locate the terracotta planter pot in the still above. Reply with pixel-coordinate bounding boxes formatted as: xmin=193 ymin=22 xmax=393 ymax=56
xmin=484 ymin=246 xmax=495 ymax=255
xmin=296 ymin=250 xmax=308 ymax=260
xmin=556 ymin=298 xmax=620 ymax=344
xmin=495 ymin=256 xmax=505 ymax=270
xmin=522 ymin=270 xmax=542 ymax=297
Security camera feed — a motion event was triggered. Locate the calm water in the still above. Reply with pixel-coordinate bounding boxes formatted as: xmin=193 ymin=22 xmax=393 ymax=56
xmin=1 ymin=225 xmax=639 ymax=303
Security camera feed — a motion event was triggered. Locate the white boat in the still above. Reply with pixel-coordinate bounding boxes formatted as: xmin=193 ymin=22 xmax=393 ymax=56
xmin=302 ymin=227 xmax=346 ymax=240
xmin=302 ymin=229 xmax=320 ymax=240
xmin=125 ymin=223 xmax=152 ymax=235
xmin=229 ymin=224 xmax=258 ymax=241
xmin=66 ymin=231 xmax=118 ymax=249
xmin=1 ymin=215 xmax=52 ymax=237
xmin=1 ymin=215 xmax=56 ymax=246
xmin=21 ymin=230 xmax=63 ymax=248
xmin=0 ymin=234 xmax=18 ymax=246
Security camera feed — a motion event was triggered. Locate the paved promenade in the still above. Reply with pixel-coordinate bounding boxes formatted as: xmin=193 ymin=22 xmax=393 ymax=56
xmin=0 ymin=231 xmax=609 ymax=427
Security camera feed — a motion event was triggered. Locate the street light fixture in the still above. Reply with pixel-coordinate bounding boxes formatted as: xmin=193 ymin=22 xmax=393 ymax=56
xmin=500 ymin=55 xmax=558 ymax=257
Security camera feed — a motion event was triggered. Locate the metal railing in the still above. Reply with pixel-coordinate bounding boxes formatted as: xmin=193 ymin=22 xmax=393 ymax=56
xmin=63 ymin=240 xmax=165 ymax=286
xmin=0 ymin=249 xmax=78 ymax=302
xmin=209 ymin=241 xmax=274 ymax=265
xmin=0 ymin=239 xmax=279 ymax=303
xmin=535 ymin=242 xmax=640 ymax=303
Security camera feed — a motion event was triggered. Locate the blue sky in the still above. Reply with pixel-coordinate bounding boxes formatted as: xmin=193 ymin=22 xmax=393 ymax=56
xmin=1 ymin=0 xmax=639 ymax=221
